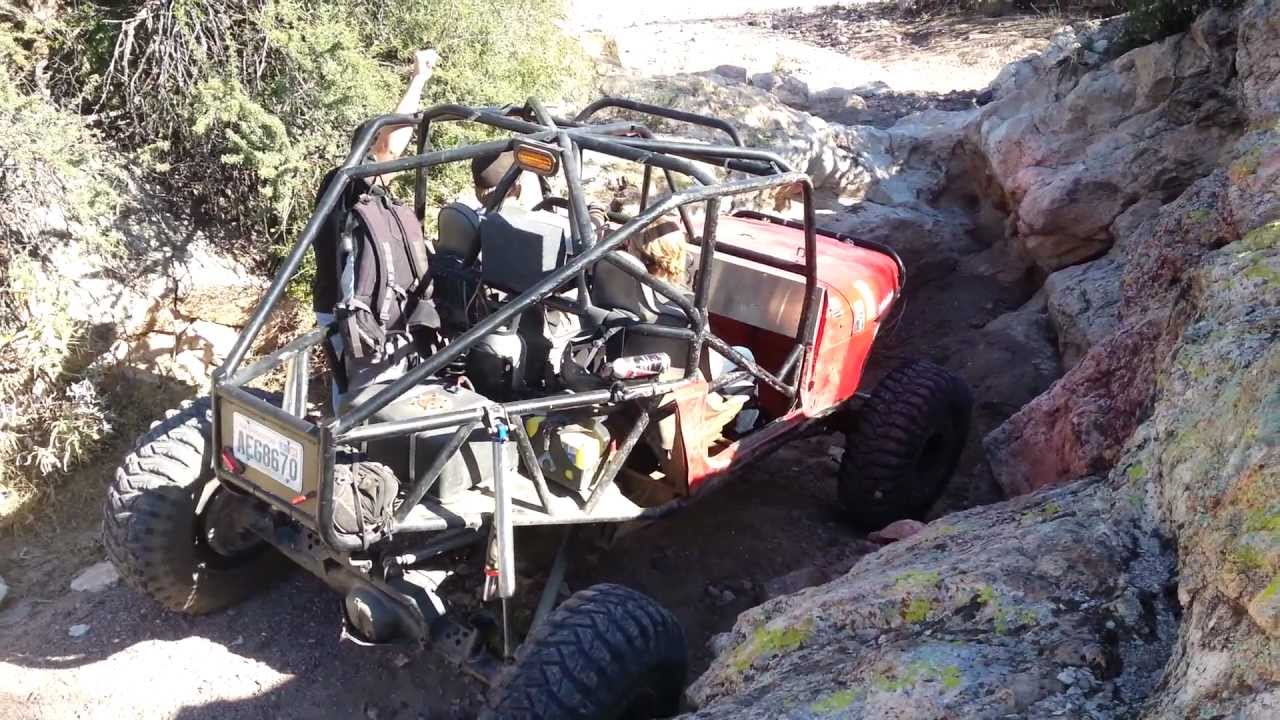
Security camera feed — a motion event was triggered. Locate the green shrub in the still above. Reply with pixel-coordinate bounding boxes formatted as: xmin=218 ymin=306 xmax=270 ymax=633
xmin=0 ymin=59 xmax=121 ymax=527
xmin=52 ymin=0 xmax=586 ymax=291
xmin=1123 ymin=0 xmax=1242 ymax=45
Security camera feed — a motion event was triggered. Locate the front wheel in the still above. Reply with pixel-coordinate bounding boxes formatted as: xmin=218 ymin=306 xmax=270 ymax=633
xmin=103 ymin=397 xmax=287 ymax=614
xmin=483 ymin=583 xmax=688 ymax=720
xmin=838 ymin=360 xmax=972 ymax=530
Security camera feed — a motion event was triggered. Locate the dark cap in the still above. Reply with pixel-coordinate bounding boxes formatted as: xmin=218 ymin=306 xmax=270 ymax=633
xmin=471 ymin=151 xmax=517 ymax=190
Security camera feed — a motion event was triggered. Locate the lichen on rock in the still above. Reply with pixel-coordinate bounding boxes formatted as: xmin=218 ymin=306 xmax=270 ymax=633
xmin=686 ymin=482 xmax=1178 ymax=718
xmin=685 ymin=2 xmax=1280 ymax=717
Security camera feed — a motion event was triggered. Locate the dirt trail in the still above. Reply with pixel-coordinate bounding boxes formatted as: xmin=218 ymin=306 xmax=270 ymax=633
xmin=588 ymin=3 xmax=1068 ymax=126
xmin=1 ymin=6 xmax=1070 ymax=719
xmin=0 ymin=438 xmax=856 ymax=720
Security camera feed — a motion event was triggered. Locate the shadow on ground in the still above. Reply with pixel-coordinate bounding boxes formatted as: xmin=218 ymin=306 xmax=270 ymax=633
xmin=0 ymin=435 xmax=876 ymax=720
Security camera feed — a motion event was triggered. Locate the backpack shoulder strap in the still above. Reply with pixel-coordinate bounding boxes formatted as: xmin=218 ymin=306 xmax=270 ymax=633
xmin=351 ymin=195 xmax=403 ymax=324
xmin=387 ymin=198 xmax=429 ymax=284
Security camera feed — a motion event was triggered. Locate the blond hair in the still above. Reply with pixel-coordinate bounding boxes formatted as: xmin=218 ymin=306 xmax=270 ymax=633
xmin=633 ymin=218 xmax=687 ymax=286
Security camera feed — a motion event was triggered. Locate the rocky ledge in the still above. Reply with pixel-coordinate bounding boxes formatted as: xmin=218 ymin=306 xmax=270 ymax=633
xmin=674 ymin=2 xmax=1280 ymax=717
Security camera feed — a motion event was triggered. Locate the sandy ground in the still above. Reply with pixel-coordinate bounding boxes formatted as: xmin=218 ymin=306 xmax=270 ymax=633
xmin=589 ymin=4 xmax=1065 ymax=96
xmin=0 ymin=438 xmax=864 ymax=720
xmin=568 ymin=0 xmax=845 ymax=30
xmin=0 ymin=4 xmax=1071 ymax=719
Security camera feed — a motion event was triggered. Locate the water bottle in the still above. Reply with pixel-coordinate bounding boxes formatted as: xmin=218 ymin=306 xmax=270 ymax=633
xmin=607 ymin=353 xmax=671 ymax=379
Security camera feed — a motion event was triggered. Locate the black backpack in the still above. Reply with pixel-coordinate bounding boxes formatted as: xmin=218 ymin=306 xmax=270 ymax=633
xmin=335 ymin=192 xmax=440 ymax=367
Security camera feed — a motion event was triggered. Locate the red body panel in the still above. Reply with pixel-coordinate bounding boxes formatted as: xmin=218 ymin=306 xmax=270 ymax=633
xmin=679 ymin=216 xmax=901 ymax=492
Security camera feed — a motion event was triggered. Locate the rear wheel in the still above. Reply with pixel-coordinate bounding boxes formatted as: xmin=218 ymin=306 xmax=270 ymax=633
xmin=103 ymin=397 xmax=287 ymax=614
xmin=483 ymin=583 xmax=688 ymax=720
xmin=838 ymin=360 xmax=972 ymax=530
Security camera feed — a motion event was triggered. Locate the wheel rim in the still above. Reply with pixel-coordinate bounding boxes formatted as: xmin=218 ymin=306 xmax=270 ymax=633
xmin=915 ymin=432 xmax=948 ymax=477
xmin=614 ymin=672 xmax=667 ymax=720
xmin=198 ymin=486 xmax=270 ymax=567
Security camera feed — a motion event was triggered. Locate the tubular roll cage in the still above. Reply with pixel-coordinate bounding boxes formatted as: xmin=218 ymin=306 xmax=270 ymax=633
xmin=209 ymin=97 xmax=834 ymax=555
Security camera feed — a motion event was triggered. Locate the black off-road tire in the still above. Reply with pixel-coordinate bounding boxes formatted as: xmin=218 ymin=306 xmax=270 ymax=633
xmin=483 ymin=584 xmax=688 ymax=720
xmin=103 ymin=397 xmax=286 ymax=615
xmin=838 ymin=360 xmax=972 ymax=530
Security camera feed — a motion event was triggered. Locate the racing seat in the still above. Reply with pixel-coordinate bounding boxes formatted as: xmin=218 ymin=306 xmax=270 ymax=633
xmin=436 ymin=201 xmax=482 ymax=265
xmin=592 ymin=253 xmax=753 ymax=463
xmin=592 ymin=251 xmax=691 ymax=370
xmin=433 ymin=202 xmax=482 ymax=331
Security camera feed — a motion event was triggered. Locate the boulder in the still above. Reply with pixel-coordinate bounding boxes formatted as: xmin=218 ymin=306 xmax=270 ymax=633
xmin=1236 ymin=0 xmax=1280 ymax=121
xmin=748 ymin=71 xmax=810 ymax=109
xmin=962 ymin=291 xmax=1062 ymax=406
xmin=1227 ymin=126 xmax=1280 ymax=234
xmin=975 ymin=10 xmax=1243 ymax=271
xmin=986 ymin=171 xmax=1237 ymax=496
xmin=1125 ymin=231 xmax=1280 ymax=716
xmin=808 ymin=87 xmax=866 ymax=115
xmin=595 ymin=72 xmax=864 ymax=205
xmin=821 ymin=202 xmax=976 ymax=271
xmin=170 ymin=242 xmax=265 ymax=327
xmin=69 ymin=561 xmax=120 ymax=593
xmin=687 ymin=3 xmax=1280 ymax=717
xmin=178 ymin=320 xmax=240 ymax=363
xmin=686 ymin=482 xmax=1177 ymax=718
xmin=712 ymin=64 xmax=747 ymax=83
xmin=985 ymin=310 xmax=1163 ymax=498
xmin=867 ymin=519 xmax=925 ymax=544
xmin=762 ymin=567 xmax=831 ymax=600
xmin=1044 ymin=256 xmax=1121 ymax=369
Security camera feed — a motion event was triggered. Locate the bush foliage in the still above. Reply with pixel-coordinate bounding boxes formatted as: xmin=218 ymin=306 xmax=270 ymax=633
xmin=53 ymin=0 xmax=585 ymax=274
xmin=0 ymin=57 xmax=120 ymax=524
xmin=1122 ymin=0 xmax=1242 ymax=44
xmin=0 ymin=0 xmax=583 ymax=526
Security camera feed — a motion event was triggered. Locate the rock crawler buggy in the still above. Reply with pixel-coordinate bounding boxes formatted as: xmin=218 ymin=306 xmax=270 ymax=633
xmin=104 ymin=98 xmax=972 ymax=718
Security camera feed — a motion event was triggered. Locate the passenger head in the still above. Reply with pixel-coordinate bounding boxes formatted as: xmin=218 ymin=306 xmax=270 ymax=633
xmin=471 ymin=151 xmax=523 ymax=207
xmin=632 ymin=216 xmax=687 ymax=286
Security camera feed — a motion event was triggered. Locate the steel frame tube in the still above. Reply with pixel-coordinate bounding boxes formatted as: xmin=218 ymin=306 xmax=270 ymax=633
xmin=573 ymin=97 xmax=744 ymax=147
xmin=335 ymin=173 xmax=804 ymax=434
xmin=211 ymin=100 xmax=835 ymax=557
xmin=622 ymin=324 xmax=697 ymax=341
xmin=394 ymin=421 xmax=478 ymax=522
xmin=584 ymin=407 xmax=651 ymax=513
xmin=226 ymin=327 xmax=327 ymax=386
xmin=599 ymin=136 xmax=794 ymax=173
xmin=390 ymin=527 xmax=485 ymax=570
xmin=689 ymin=202 xmax=721 ymax=371
xmin=509 ymin=414 xmax=556 ymax=514
xmin=282 ymin=347 xmax=308 ymax=418
xmin=339 ymin=375 xmax=692 ymax=445
xmin=531 ymin=528 xmax=572 ymax=630
xmin=703 ymin=333 xmax=793 ymax=399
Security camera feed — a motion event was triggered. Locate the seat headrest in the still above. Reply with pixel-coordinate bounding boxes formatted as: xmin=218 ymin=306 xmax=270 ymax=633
xmin=593 ymin=252 xmax=662 ymax=323
xmin=436 ymin=201 xmax=481 ymax=264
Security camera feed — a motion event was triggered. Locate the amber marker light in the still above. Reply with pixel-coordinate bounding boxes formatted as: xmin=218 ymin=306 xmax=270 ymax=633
xmin=513 ymin=140 xmax=560 ymax=176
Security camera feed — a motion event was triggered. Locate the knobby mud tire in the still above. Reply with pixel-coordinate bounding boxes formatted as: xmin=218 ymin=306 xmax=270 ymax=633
xmin=838 ymin=360 xmax=973 ymax=530
xmin=483 ymin=583 xmax=688 ymax=720
xmin=103 ymin=397 xmax=287 ymax=614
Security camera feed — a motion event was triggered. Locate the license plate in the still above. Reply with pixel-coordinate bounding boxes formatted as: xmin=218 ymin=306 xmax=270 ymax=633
xmin=232 ymin=412 xmax=303 ymax=493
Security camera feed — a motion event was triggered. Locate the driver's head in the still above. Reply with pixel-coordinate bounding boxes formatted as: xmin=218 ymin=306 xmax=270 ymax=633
xmin=631 ymin=216 xmax=687 ymax=287
xmin=471 ymin=151 xmax=522 ymax=207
